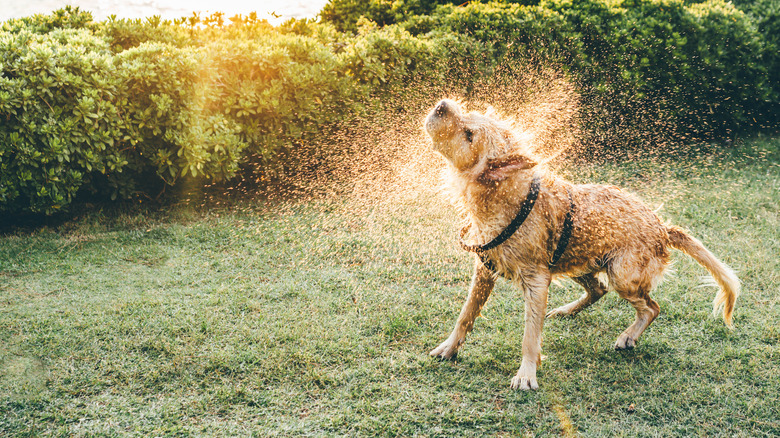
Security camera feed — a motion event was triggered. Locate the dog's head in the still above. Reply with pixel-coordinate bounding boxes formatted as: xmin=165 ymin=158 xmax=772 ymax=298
xmin=425 ymin=99 xmax=536 ymax=183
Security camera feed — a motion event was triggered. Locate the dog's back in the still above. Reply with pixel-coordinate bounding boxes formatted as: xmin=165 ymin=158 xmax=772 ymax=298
xmin=552 ymin=182 xmax=671 ymax=277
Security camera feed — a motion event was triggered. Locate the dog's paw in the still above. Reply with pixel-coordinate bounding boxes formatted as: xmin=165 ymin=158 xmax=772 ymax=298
xmin=429 ymin=338 xmax=461 ymax=360
xmin=510 ymin=363 xmax=539 ymax=390
xmin=546 ymin=305 xmax=575 ymax=319
xmin=510 ymin=373 xmax=539 ymax=391
xmin=614 ymin=332 xmax=636 ymax=350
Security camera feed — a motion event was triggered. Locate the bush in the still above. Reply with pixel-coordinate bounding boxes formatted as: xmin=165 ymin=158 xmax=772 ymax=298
xmin=99 ymin=15 xmax=192 ymax=52
xmin=1 ymin=1 xmax=778 ymax=215
xmin=0 ymin=27 xmax=248 ymax=215
xmin=538 ymin=0 xmax=769 ymax=140
xmin=340 ymin=20 xmax=444 ymax=90
xmin=1 ymin=6 xmax=95 ymax=34
xmin=742 ymin=0 xmax=780 ymax=125
xmin=321 ymin=0 xmax=542 ymax=33
xmin=113 ymin=42 xmax=245 ymax=188
xmin=321 ymin=0 xmax=399 ymax=33
xmin=417 ymin=0 xmax=772 ymax=143
xmin=202 ymin=32 xmax=362 ymax=176
xmin=0 ymin=11 xmax=377 ymax=214
xmin=0 ymin=28 xmax=127 ymax=214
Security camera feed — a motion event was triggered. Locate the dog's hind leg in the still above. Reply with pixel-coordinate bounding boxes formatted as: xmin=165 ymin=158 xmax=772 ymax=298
xmin=613 ymin=288 xmax=660 ymax=350
xmin=546 ymin=273 xmax=608 ymax=318
xmin=609 ymin=255 xmax=662 ymax=350
xmin=430 ymin=257 xmax=495 ymax=360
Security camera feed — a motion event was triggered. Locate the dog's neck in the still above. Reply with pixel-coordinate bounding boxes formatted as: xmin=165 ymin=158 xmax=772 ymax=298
xmin=445 ymin=163 xmax=537 ymax=241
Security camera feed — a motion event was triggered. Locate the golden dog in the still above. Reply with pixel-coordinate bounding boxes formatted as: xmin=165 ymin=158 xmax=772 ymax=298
xmin=425 ymin=99 xmax=740 ymax=390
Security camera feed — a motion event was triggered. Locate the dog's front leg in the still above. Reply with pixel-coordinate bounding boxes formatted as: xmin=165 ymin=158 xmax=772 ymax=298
xmin=430 ymin=258 xmax=495 ymax=360
xmin=511 ymin=268 xmax=551 ymax=390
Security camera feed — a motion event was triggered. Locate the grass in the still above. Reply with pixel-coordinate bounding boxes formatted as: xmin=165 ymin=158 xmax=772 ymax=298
xmin=1 ymin=137 xmax=778 ymax=436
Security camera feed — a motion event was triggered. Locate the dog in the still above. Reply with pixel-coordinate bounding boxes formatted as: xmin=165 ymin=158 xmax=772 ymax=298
xmin=424 ymin=99 xmax=740 ymax=390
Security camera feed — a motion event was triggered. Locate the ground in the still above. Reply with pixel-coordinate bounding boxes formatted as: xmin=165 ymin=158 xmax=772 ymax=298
xmin=1 ymin=138 xmax=778 ymax=436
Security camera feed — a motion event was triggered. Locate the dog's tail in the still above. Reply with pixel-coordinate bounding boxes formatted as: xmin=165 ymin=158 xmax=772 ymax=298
xmin=667 ymin=226 xmax=740 ymax=327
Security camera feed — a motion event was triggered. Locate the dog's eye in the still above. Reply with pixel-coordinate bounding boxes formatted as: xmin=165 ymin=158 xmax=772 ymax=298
xmin=464 ymin=128 xmax=473 ymax=143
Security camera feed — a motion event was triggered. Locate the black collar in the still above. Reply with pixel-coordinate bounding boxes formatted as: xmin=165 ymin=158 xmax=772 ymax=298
xmin=459 ymin=176 xmax=541 ymax=254
xmin=458 ymin=175 xmax=575 ymax=271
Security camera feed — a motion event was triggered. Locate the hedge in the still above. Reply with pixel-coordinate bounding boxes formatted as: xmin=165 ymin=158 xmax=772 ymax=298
xmin=333 ymin=0 xmax=772 ymax=140
xmin=0 ymin=28 xmax=126 ymax=213
xmin=1 ymin=1 xmax=778 ymax=214
xmin=0 ymin=10 xmax=383 ymax=214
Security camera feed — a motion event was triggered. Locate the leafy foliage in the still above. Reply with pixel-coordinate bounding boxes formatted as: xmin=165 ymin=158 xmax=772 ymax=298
xmin=202 ymin=33 xmax=361 ymax=175
xmin=741 ymin=0 xmax=780 ymax=124
xmin=0 ymin=10 xmax=376 ymax=214
xmin=0 ymin=2 xmax=778 ymax=214
xmin=0 ymin=5 xmax=95 ymax=34
xmin=0 ymin=28 xmax=125 ymax=213
xmin=421 ymin=0 xmax=771 ymax=142
xmin=320 ymin=0 xmax=541 ymax=32
xmin=114 ymin=42 xmax=244 ymax=185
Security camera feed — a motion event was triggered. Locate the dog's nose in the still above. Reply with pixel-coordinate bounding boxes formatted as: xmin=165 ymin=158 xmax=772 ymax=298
xmin=434 ymin=100 xmax=450 ymax=117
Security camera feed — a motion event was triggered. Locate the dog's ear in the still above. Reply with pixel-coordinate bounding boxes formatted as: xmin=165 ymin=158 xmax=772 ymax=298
xmin=479 ymin=153 xmax=537 ymax=183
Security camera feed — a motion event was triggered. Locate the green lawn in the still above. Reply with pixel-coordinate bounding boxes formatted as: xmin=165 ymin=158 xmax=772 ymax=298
xmin=1 ymin=138 xmax=778 ymax=436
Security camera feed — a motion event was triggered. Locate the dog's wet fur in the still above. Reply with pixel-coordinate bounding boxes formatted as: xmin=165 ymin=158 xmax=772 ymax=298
xmin=425 ymin=99 xmax=740 ymax=390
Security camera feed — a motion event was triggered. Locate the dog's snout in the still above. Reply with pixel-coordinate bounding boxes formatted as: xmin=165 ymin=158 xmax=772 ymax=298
xmin=426 ymin=99 xmax=462 ymax=146
xmin=434 ymin=100 xmax=450 ymax=117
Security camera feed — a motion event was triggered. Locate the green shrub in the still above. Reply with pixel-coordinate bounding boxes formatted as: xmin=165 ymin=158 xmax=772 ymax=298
xmin=321 ymin=0 xmax=542 ymax=33
xmin=0 ymin=29 xmax=127 ymax=214
xmin=419 ymin=0 xmax=772 ymax=142
xmin=113 ymin=42 xmax=245 ymax=187
xmin=683 ymin=1 xmax=769 ymax=132
xmin=0 ymin=17 xmax=372 ymax=214
xmin=99 ymin=16 xmax=192 ymax=52
xmin=202 ymin=32 xmax=361 ymax=174
xmin=742 ymin=0 xmax=780 ymax=126
xmin=1 ymin=6 xmax=95 ymax=34
xmin=340 ymin=20 xmax=442 ymax=89
xmin=1 ymin=1 xmax=778 ymax=215
xmin=321 ymin=0 xmax=398 ymax=33
xmin=536 ymin=0 xmax=769 ymax=138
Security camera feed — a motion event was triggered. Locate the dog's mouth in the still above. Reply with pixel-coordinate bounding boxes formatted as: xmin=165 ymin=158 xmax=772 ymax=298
xmin=425 ymin=99 xmax=484 ymax=171
xmin=425 ymin=99 xmax=461 ymax=140
xmin=432 ymin=100 xmax=452 ymax=118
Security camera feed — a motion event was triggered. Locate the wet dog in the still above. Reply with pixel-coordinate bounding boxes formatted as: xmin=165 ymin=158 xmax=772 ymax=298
xmin=425 ymin=99 xmax=740 ymax=390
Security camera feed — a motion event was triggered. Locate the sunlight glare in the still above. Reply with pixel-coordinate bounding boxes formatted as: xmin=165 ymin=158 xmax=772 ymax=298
xmin=1 ymin=0 xmax=329 ymax=24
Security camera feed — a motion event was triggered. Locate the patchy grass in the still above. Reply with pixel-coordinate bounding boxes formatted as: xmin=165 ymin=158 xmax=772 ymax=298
xmin=1 ymin=138 xmax=778 ymax=436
